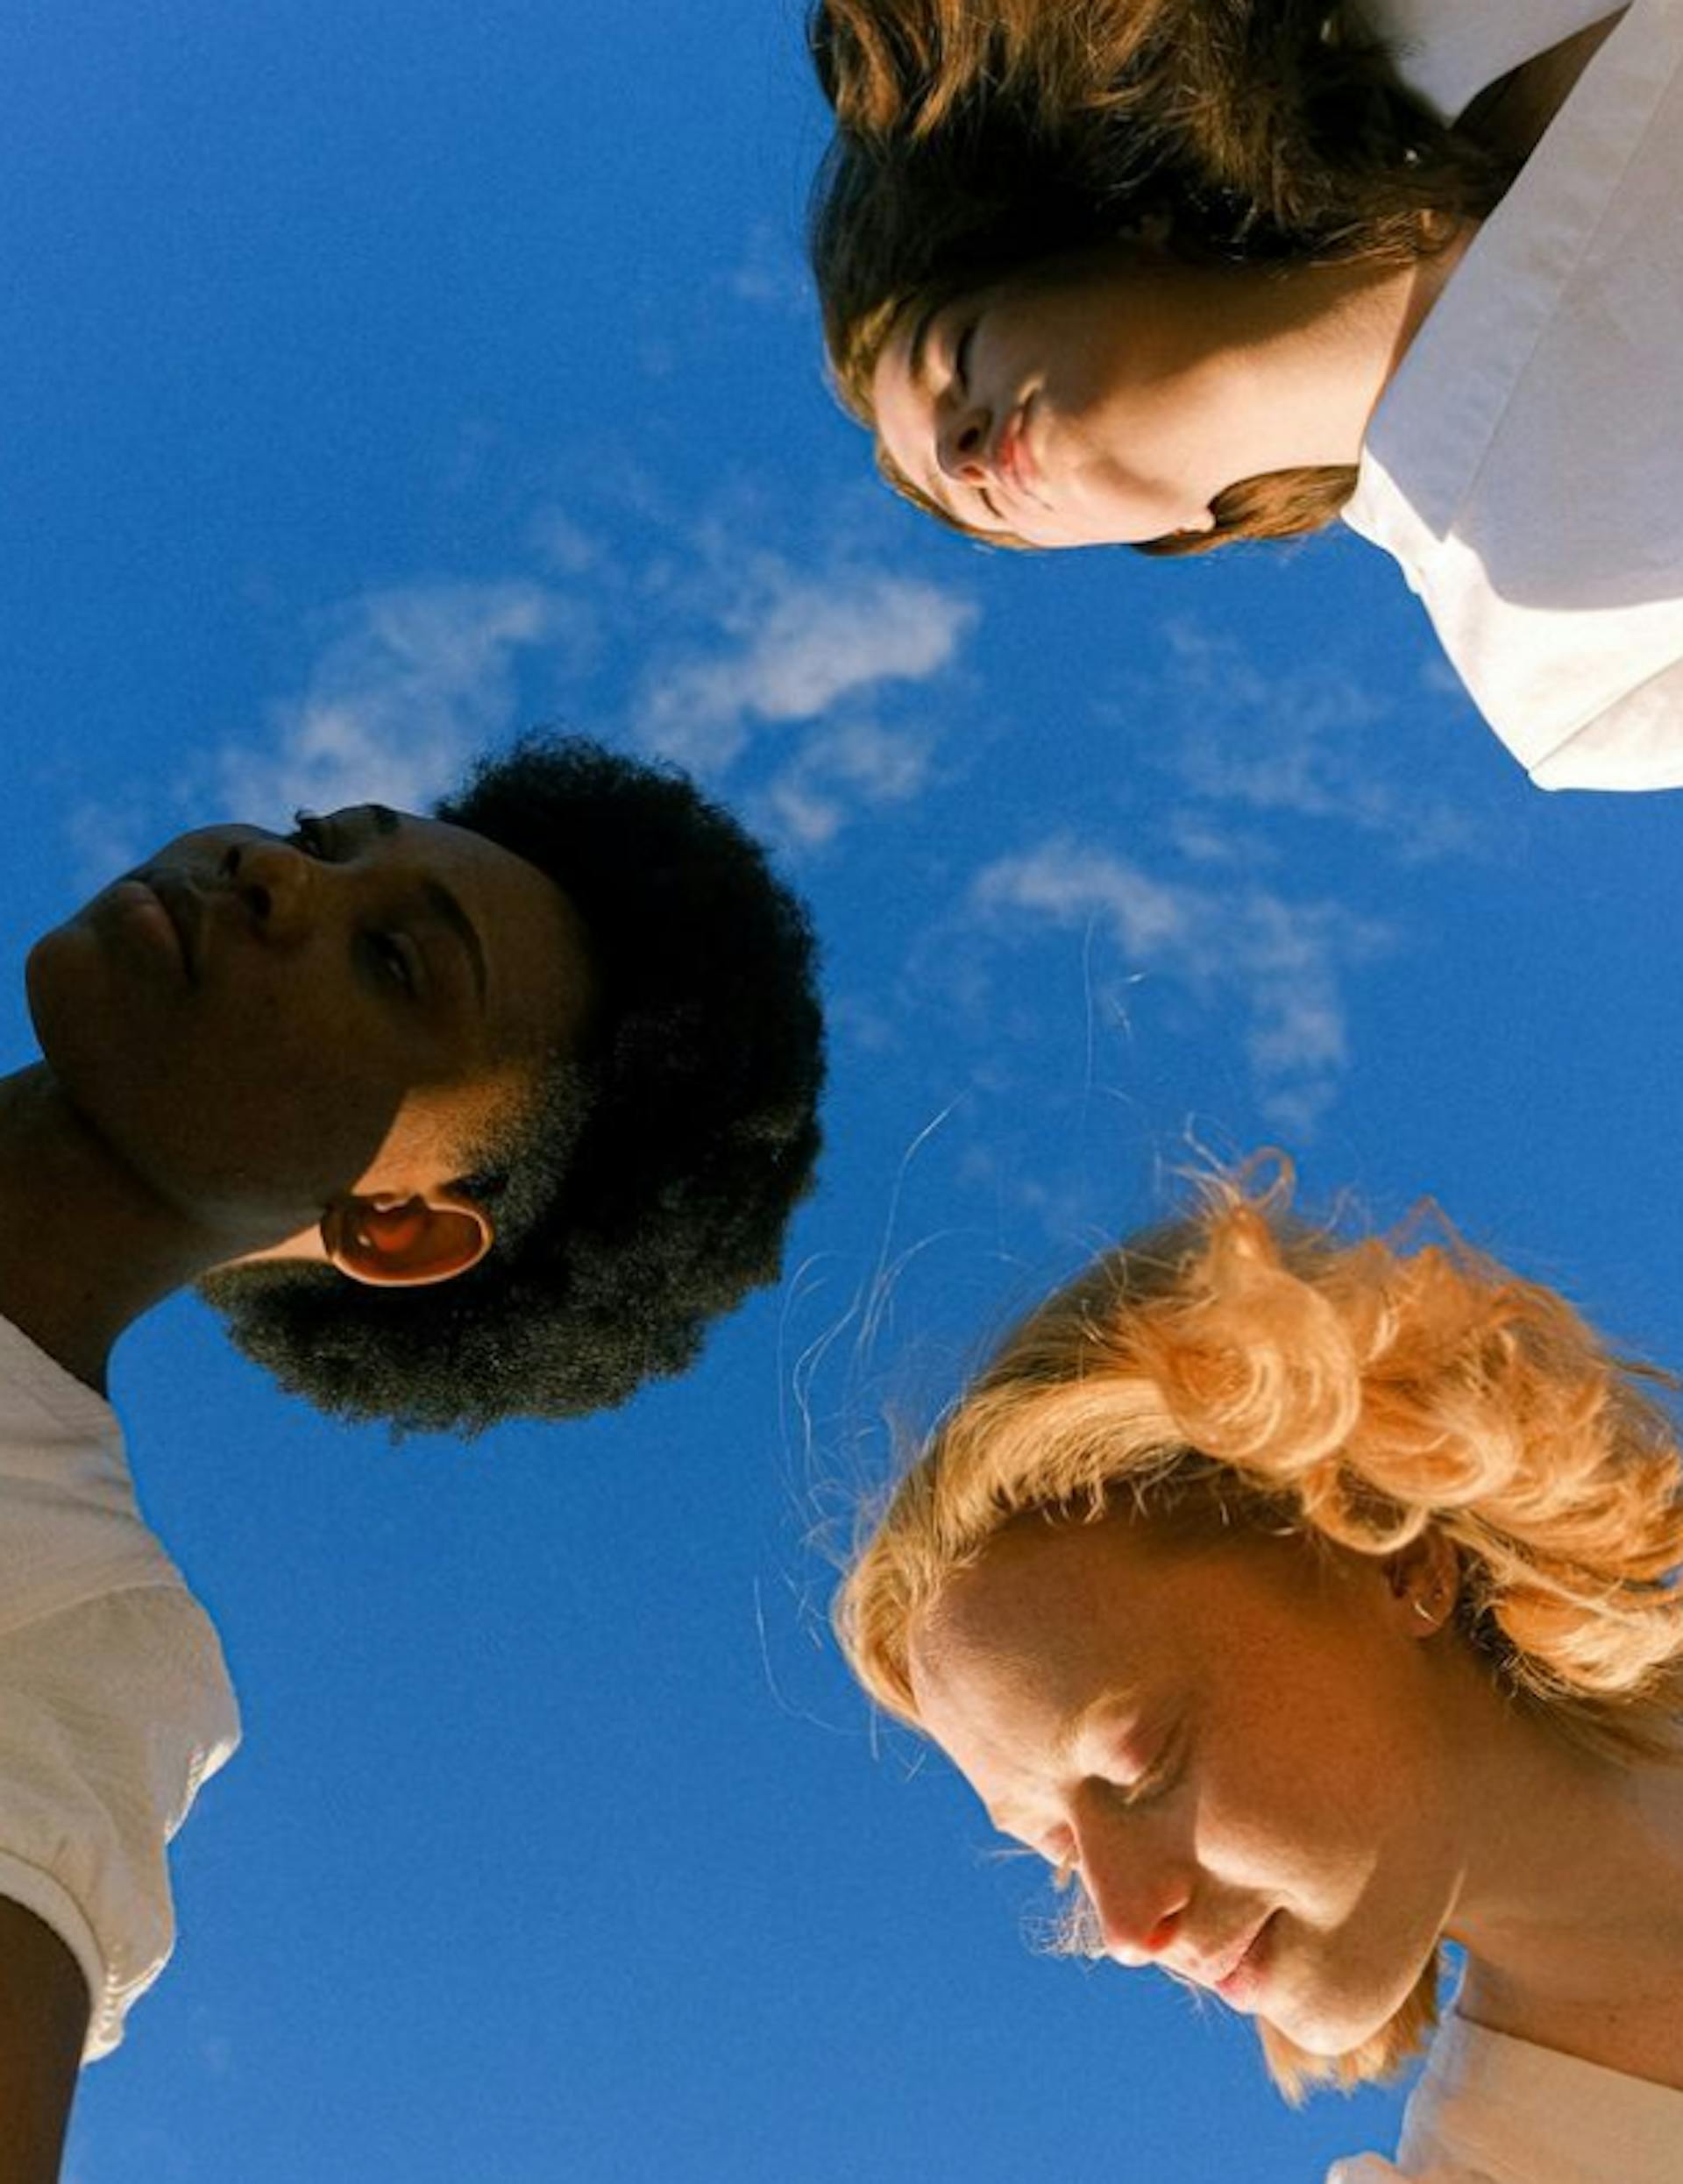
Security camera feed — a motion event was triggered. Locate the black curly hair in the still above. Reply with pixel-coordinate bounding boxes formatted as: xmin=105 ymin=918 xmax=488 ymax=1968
xmin=198 ymin=734 xmax=825 ymax=1436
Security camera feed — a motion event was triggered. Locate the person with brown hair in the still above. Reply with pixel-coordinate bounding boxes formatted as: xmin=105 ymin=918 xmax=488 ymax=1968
xmin=811 ymin=0 xmax=1515 ymax=255
xmin=810 ymin=2 xmax=1683 ymax=791
xmin=837 ymin=1161 xmax=1683 ymax=2180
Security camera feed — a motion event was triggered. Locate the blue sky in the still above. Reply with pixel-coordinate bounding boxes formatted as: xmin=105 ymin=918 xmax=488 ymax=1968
xmin=5 ymin=3 xmax=1683 ymax=2180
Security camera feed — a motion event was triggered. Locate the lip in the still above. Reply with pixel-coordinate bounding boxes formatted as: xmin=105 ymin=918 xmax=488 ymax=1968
xmin=991 ymin=396 xmax=1045 ymax=507
xmin=147 ymin=871 xmax=205 ymax=982
xmin=1211 ymin=1912 xmax=1276 ymax=2010
xmin=115 ymin=872 xmax=202 ymax=983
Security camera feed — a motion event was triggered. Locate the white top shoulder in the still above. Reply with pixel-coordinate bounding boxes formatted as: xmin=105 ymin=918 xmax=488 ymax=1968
xmin=1327 ymin=2014 xmax=1683 ymax=2183
xmin=0 ymin=1316 xmax=239 ymax=2057
xmin=1341 ymin=0 xmax=1683 ymax=791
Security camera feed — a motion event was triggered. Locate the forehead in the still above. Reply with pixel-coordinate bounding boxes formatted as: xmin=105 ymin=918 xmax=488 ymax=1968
xmin=905 ymin=1520 xmax=1161 ymax=1813
xmin=870 ymin=295 xmax=956 ymax=486
xmin=912 ymin=1521 xmax=1150 ymax=1721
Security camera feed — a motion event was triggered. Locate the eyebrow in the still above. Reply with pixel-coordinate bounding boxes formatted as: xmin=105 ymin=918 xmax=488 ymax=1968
xmin=422 ymin=877 xmax=488 ymax=1016
xmin=351 ymin=805 xmax=488 ymax=1014
xmin=903 ymin=296 xmax=943 ymax=395
xmin=894 ymin=304 xmax=962 ymax=516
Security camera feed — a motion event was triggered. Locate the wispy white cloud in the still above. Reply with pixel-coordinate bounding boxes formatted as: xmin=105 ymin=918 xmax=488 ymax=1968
xmin=64 ymin=487 xmax=975 ymax=881
xmin=968 ymin=833 xmax=1395 ymax=1134
xmin=1109 ymin=617 xmax=1478 ymax=862
xmin=214 ymin=578 xmax=587 ymax=824
xmin=66 ymin=798 xmax=146 ymax=892
xmin=524 ymin=505 xmax=598 ymax=577
xmin=632 ymin=551 xmax=977 ymax=846
xmin=756 ymin=714 xmax=942 ymax=847
xmin=724 ymin=221 xmax=812 ymax=316
xmin=636 ymin=558 xmax=975 ymax=773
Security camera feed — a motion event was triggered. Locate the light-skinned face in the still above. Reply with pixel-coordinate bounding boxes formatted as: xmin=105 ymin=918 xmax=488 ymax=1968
xmin=869 ymin=234 xmax=1449 ymax=549
xmin=871 ymin=245 xmax=1243 ymax=547
xmin=26 ymin=804 xmax=596 ymax=1281
xmin=907 ymin=1512 xmax=1470 ymax=2059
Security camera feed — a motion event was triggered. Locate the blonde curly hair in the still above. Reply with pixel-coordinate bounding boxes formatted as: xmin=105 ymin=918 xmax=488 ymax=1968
xmin=836 ymin=1159 xmax=1683 ymax=2097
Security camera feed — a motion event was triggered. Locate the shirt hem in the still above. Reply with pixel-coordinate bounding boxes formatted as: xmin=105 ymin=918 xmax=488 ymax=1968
xmin=0 ymin=1848 xmax=122 ymax=2060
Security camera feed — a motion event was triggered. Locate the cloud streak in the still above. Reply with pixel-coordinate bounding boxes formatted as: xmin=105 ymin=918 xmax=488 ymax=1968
xmin=622 ymin=546 xmax=979 ymax=847
xmin=1110 ymin=617 xmax=1479 ymax=861
xmin=969 ymin=834 xmax=1395 ymax=1135
xmin=636 ymin=558 xmax=976 ymax=776
xmin=215 ymin=579 xmax=587 ymax=823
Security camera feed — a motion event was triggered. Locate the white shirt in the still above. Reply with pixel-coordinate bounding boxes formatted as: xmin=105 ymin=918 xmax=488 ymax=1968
xmin=1341 ymin=0 xmax=1683 ymax=790
xmin=1361 ymin=0 xmax=1620 ymax=121
xmin=0 ymin=1315 xmax=239 ymax=2056
xmin=1327 ymin=2013 xmax=1683 ymax=2182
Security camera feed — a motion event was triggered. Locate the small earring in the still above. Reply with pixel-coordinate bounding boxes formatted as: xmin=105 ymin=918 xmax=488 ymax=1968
xmin=1413 ymin=1594 xmax=1440 ymax=1623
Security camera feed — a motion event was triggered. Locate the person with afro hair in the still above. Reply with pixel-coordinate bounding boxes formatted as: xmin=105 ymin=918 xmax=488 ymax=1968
xmin=198 ymin=734 xmax=825 ymax=1435
xmin=0 ymin=732 xmax=822 ymax=2165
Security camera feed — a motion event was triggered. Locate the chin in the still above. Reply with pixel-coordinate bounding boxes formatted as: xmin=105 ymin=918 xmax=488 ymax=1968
xmin=1264 ymin=1946 xmax=1440 ymax=2063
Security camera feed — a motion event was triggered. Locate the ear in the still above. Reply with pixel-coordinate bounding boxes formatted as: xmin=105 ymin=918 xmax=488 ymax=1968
xmin=1382 ymin=1529 xmax=1460 ymax=1639
xmin=320 ymin=1191 xmax=494 ymax=1289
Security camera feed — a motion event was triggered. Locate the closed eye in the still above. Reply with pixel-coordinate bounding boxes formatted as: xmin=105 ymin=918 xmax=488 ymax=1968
xmin=950 ymin=323 xmax=996 ymax=522
xmin=365 ymin=930 xmax=420 ymax=997
xmin=1120 ymin=1727 xmax=1184 ymax=1812
xmin=954 ymin=321 xmax=976 ymax=392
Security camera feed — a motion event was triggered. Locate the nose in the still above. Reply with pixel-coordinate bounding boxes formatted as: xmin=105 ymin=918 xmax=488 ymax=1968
xmin=1072 ymin=1803 xmax=1194 ymax=1968
xmin=219 ymin=835 xmax=315 ymax=942
xmin=934 ymin=400 xmax=992 ymax=485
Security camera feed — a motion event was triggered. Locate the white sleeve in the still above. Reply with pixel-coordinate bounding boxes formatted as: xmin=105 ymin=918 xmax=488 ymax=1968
xmin=0 ymin=1587 xmax=239 ymax=2060
xmin=1529 ymin=659 xmax=1683 ymax=791
xmin=1353 ymin=0 xmax=1625 ymax=119
xmin=1326 ymin=2154 xmax=1499 ymax=2182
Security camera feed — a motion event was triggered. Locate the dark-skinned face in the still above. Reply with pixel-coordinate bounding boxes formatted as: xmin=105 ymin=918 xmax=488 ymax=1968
xmin=27 ymin=804 xmax=595 ymax=1250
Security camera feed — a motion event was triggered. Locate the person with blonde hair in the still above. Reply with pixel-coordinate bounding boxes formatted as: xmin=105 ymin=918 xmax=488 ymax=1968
xmin=837 ymin=1162 xmax=1683 ymax=2180
xmin=809 ymin=0 xmax=1683 ymax=791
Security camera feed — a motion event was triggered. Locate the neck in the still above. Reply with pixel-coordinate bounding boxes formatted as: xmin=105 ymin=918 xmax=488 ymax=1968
xmin=1201 ymin=229 xmax=1476 ymax=482
xmin=1445 ymin=1675 xmax=1683 ymax=2087
xmin=0 ymin=1065 xmax=229 ymax=1393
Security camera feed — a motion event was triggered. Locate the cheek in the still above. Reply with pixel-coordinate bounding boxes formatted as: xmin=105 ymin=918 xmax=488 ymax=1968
xmin=1192 ymin=1759 xmax=1356 ymax=1899
xmin=82 ymin=1009 xmax=406 ymax=1216
xmin=1021 ymin=298 xmax=1126 ymax=414
xmin=1193 ymin=1677 xmax=1403 ymax=1893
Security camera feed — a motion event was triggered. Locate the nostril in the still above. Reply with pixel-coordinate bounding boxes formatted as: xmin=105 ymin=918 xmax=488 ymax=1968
xmin=247 ymin=883 xmax=272 ymax=921
xmin=1143 ymin=1910 xmax=1182 ymax=1956
xmin=220 ymin=843 xmax=241 ymax=880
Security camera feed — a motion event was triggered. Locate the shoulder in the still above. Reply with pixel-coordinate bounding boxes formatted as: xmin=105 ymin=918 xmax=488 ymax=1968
xmin=1391 ymin=2014 xmax=1683 ymax=2183
xmin=0 ymin=1587 xmax=239 ymax=2056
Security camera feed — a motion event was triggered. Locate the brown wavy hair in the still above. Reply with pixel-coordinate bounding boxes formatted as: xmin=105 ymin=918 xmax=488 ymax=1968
xmin=836 ymin=1159 xmax=1683 ymax=2097
xmin=809 ymin=0 xmax=1513 ymax=551
xmin=809 ymin=0 xmax=1513 ymax=248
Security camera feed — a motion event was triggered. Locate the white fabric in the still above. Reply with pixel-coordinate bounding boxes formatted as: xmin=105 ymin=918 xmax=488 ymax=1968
xmin=0 ymin=1315 xmax=238 ymax=2058
xmin=1326 ymin=2013 xmax=1683 ymax=2182
xmin=1360 ymin=0 xmax=1619 ymax=124
xmin=1340 ymin=0 xmax=1683 ymax=790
